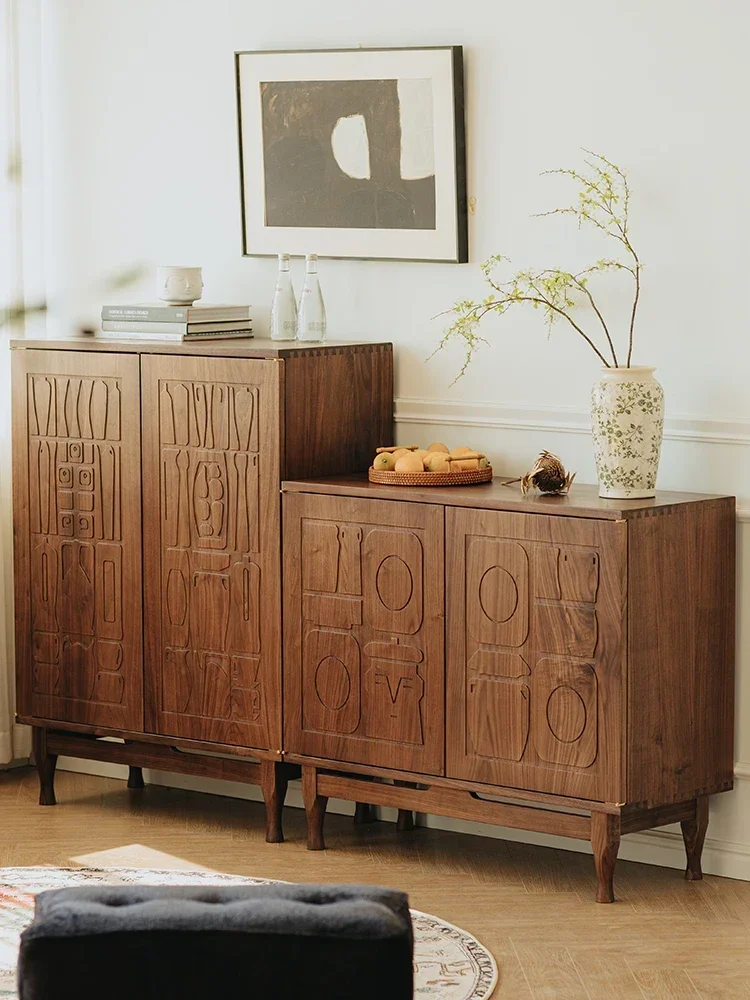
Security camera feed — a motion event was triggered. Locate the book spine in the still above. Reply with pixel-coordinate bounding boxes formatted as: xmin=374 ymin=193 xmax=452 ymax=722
xmin=102 ymin=321 xmax=191 ymax=333
xmin=101 ymin=306 xmax=251 ymax=322
xmin=182 ymin=331 xmax=253 ymax=339
xmin=97 ymin=331 xmax=253 ymax=343
xmin=101 ymin=320 xmax=253 ymax=334
xmin=102 ymin=306 xmax=189 ymax=322
xmin=98 ymin=330 xmax=183 ymax=341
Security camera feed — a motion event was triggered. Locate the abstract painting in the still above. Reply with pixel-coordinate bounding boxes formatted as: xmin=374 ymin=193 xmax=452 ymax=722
xmin=236 ymin=47 xmax=467 ymax=262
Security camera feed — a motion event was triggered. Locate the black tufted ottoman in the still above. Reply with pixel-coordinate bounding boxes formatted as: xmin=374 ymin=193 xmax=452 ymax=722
xmin=17 ymin=883 xmax=414 ymax=1000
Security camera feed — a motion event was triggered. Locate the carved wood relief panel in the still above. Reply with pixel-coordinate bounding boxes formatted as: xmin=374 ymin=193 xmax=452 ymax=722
xmin=284 ymin=494 xmax=444 ymax=775
xmin=142 ymin=357 xmax=281 ymax=749
xmin=13 ymin=352 xmax=143 ymax=729
xmin=446 ymin=508 xmax=624 ymax=801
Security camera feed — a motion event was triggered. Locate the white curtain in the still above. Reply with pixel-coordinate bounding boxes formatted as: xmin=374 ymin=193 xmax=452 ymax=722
xmin=0 ymin=0 xmax=37 ymax=763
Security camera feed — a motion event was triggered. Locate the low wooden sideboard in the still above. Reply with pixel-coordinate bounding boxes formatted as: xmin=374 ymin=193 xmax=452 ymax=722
xmin=281 ymin=475 xmax=735 ymax=902
xmin=11 ymin=336 xmax=392 ymax=843
xmin=12 ymin=336 xmax=736 ymax=903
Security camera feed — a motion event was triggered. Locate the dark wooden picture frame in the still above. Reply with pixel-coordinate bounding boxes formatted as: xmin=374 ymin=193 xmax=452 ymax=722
xmin=235 ymin=46 xmax=468 ymax=263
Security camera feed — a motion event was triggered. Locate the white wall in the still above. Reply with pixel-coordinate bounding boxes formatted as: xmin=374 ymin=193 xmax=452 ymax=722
xmin=35 ymin=0 xmax=750 ymax=875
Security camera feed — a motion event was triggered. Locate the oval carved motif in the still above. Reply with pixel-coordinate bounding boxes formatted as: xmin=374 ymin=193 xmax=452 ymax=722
xmin=376 ymin=555 xmax=413 ymax=612
xmin=166 ymin=568 xmax=187 ymax=627
xmin=479 ymin=566 xmax=518 ymax=623
xmin=314 ymin=655 xmax=351 ymax=711
xmin=546 ymin=685 xmax=587 ymax=743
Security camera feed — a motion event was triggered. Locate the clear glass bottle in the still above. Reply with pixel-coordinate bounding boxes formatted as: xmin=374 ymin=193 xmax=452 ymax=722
xmin=297 ymin=254 xmax=327 ymax=342
xmin=269 ymin=253 xmax=297 ymax=341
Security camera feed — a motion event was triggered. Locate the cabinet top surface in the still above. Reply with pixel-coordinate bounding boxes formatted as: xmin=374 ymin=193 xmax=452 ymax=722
xmin=282 ymin=474 xmax=734 ymax=520
xmin=10 ymin=336 xmax=392 ymax=359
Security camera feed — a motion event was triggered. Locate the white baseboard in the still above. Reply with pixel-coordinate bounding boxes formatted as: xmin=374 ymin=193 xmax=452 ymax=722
xmin=0 ymin=757 xmax=30 ymax=771
xmin=57 ymin=757 xmax=750 ymax=882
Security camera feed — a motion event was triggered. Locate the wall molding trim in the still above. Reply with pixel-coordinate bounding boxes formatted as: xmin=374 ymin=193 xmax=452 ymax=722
xmin=394 ymin=397 xmax=750 ymax=520
xmin=394 ymin=396 xmax=750 ymax=448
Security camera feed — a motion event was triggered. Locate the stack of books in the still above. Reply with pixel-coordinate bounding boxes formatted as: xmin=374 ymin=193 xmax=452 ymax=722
xmin=99 ymin=303 xmax=253 ymax=342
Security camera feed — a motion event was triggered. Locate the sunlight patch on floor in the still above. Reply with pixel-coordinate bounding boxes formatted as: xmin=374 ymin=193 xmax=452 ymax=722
xmin=69 ymin=844 xmax=215 ymax=872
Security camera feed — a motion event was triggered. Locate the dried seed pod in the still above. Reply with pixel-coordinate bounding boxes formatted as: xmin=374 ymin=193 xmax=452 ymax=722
xmin=521 ymin=451 xmax=576 ymax=495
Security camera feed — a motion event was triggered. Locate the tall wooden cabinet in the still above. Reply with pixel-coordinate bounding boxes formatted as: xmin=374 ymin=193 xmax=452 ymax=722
xmin=12 ymin=337 xmax=392 ymax=841
xmin=282 ymin=476 xmax=735 ymax=902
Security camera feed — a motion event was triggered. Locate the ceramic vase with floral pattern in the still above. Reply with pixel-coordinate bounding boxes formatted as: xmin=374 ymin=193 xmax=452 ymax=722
xmin=591 ymin=367 xmax=664 ymax=499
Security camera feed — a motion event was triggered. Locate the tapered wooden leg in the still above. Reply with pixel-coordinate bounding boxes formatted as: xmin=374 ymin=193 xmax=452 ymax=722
xmin=397 ymin=809 xmax=415 ymax=831
xmin=681 ymin=795 xmax=709 ymax=880
xmin=127 ymin=766 xmax=145 ymax=790
xmin=394 ymin=781 xmax=415 ymax=831
xmin=302 ymin=767 xmax=328 ymax=851
xmin=260 ymin=760 xmax=289 ymax=844
xmin=591 ymin=811 xmax=621 ymax=903
xmin=354 ymin=802 xmax=377 ymax=825
xmin=32 ymin=727 xmax=57 ymax=806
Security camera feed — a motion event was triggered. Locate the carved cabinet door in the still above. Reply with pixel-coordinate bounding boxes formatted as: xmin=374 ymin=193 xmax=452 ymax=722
xmin=141 ymin=355 xmax=281 ymax=750
xmin=283 ymin=493 xmax=444 ymax=775
xmin=446 ymin=507 xmax=626 ymax=802
xmin=12 ymin=350 xmax=143 ymax=730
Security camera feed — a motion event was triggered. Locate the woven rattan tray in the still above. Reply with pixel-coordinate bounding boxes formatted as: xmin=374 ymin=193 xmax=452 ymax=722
xmin=368 ymin=466 xmax=493 ymax=487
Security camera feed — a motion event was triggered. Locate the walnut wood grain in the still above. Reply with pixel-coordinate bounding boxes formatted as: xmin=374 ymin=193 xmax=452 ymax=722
xmin=13 ymin=350 xmax=144 ymax=731
xmin=260 ymin=759 xmax=292 ymax=844
xmin=282 ymin=474 xmax=731 ymax=521
xmin=302 ymin=766 xmax=328 ymax=851
xmin=11 ymin=337 xmax=391 ymax=360
xmin=445 ymin=507 xmax=626 ymax=802
xmin=281 ymin=346 xmax=393 ymax=479
xmin=45 ymin=729 xmax=266 ymax=783
xmin=32 ymin=726 xmax=57 ymax=805
xmin=16 ymin=714 xmax=281 ymax=759
xmin=283 ymin=493 xmax=444 ymax=775
xmin=619 ymin=799 xmax=697 ymax=835
xmin=627 ymin=498 xmax=735 ymax=806
xmin=141 ymin=355 xmax=282 ymax=750
xmin=591 ymin=810 xmax=621 ymax=903
xmin=681 ymin=794 xmax=709 ymax=880
xmin=315 ymin=770 xmax=592 ymax=839
xmin=282 ymin=751 xmax=624 ymax=812
xmin=45 ymin=729 xmax=296 ymax=842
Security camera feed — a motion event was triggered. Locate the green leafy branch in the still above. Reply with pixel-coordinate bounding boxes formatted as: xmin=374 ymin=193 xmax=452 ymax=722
xmin=435 ymin=150 xmax=643 ymax=379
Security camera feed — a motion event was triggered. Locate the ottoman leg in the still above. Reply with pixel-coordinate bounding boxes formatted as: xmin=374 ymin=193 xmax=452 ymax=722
xmin=127 ymin=766 xmax=145 ymax=790
xmin=32 ymin=727 xmax=57 ymax=806
xmin=302 ymin=766 xmax=328 ymax=851
xmin=261 ymin=760 xmax=289 ymax=844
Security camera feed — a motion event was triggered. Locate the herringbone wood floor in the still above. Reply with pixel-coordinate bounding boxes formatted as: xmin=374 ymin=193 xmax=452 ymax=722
xmin=2 ymin=767 xmax=750 ymax=998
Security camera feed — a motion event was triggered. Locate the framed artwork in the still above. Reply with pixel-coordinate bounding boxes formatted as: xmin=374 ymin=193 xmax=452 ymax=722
xmin=235 ymin=46 xmax=467 ymax=263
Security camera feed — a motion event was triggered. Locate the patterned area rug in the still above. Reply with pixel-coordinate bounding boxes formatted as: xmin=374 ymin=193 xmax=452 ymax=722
xmin=0 ymin=867 xmax=497 ymax=999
